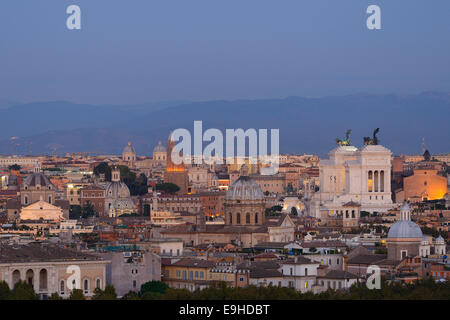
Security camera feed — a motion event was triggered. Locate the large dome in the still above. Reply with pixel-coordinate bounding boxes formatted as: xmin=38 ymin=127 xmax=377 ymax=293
xmin=153 ymin=140 xmax=166 ymax=153
xmin=388 ymin=221 xmax=423 ymax=239
xmin=105 ymin=181 xmax=131 ymax=198
xmin=225 ymin=176 xmax=264 ymax=201
xmin=123 ymin=142 xmax=136 ymax=154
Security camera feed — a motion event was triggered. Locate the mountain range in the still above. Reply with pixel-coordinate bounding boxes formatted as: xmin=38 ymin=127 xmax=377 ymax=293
xmin=0 ymin=92 xmax=449 ymax=157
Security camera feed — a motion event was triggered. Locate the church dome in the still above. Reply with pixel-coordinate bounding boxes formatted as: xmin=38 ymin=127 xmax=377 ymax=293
xmin=105 ymin=181 xmax=131 ymax=199
xmin=123 ymin=142 xmax=136 ymax=154
xmin=388 ymin=221 xmax=423 ymax=239
xmin=225 ymin=176 xmax=264 ymax=201
xmin=153 ymin=140 xmax=166 ymax=153
xmin=23 ymin=172 xmax=52 ymax=187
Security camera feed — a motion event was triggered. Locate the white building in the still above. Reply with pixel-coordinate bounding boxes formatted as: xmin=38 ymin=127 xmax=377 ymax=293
xmin=310 ymin=144 xmax=394 ymax=218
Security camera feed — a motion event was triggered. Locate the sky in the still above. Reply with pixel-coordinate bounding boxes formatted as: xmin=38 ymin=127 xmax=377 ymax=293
xmin=0 ymin=0 xmax=450 ymax=104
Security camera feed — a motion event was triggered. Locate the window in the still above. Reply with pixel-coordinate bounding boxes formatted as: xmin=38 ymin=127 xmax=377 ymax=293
xmin=236 ymin=213 xmax=241 ymax=224
xmin=83 ymin=279 xmax=89 ymax=294
xmin=195 ymin=271 xmax=199 ymax=279
xmin=200 ymin=272 xmax=204 ymax=279
xmin=60 ymin=280 xmax=65 ymax=295
xmin=96 ymin=279 xmax=101 ymax=289
xmin=246 ymin=213 xmax=251 ymax=224
xmin=305 ymin=268 xmax=308 ymax=276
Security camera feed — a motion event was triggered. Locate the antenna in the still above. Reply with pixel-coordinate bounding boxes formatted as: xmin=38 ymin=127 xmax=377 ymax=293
xmin=422 ymin=137 xmax=425 ymax=154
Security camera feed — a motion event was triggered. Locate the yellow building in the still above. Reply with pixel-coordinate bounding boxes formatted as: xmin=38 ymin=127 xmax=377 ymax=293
xmin=162 ymin=258 xmax=216 ymax=291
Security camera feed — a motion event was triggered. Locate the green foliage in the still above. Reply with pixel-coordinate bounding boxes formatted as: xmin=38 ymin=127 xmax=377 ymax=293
xmin=140 ymin=281 xmax=169 ymax=296
xmin=94 ymin=163 xmax=148 ymax=195
xmin=291 ymin=207 xmax=298 ymax=216
xmin=155 ymin=183 xmax=180 ymax=194
xmin=69 ymin=205 xmax=82 ymax=219
xmin=93 ymin=162 xmax=111 ymax=181
xmin=49 ymin=292 xmax=63 ymax=300
xmin=266 ymin=205 xmax=283 ymax=216
xmin=8 ymin=164 xmax=21 ymax=171
xmin=68 ymin=289 xmax=86 ymax=300
xmin=9 ymin=281 xmax=39 ymax=300
xmin=0 ymin=281 xmax=11 ymax=300
xmin=81 ymin=202 xmax=96 ymax=218
xmin=122 ymin=291 xmax=140 ymax=300
xmin=92 ymin=285 xmax=117 ymax=300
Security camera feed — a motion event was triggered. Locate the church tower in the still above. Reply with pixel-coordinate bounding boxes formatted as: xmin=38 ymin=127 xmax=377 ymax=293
xmin=111 ymin=166 xmax=121 ymax=182
xmin=164 ymin=131 xmax=189 ymax=194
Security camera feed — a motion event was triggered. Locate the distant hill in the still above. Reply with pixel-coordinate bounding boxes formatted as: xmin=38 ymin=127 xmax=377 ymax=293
xmin=0 ymin=93 xmax=448 ymax=156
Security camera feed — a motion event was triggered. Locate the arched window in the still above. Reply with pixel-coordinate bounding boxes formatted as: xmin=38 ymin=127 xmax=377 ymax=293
xmin=24 ymin=196 xmax=28 ymax=205
xmin=48 ymin=196 xmax=52 ymax=203
xmin=229 ymin=213 xmax=232 ymax=225
xmin=83 ymin=279 xmax=89 ymax=294
xmin=60 ymin=280 xmax=65 ymax=295
xmin=246 ymin=213 xmax=251 ymax=224
xmin=96 ymin=278 xmax=101 ymax=289
xmin=236 ymin=213 xmax=241 ymax=224
xmin=345 ymin=210 xmax=349 ymax=218
xmin=352 ymin=210 xmax=355 ymax=218
xmin=374 ymin=171 xmax=379 ymax=192
xmin=255 ymin=213 xmax=258 ymax=224
xmin=26 ymin=269 xmax=34 ymax=287
xmin=39 ymin=269 xmax=48 ymax=290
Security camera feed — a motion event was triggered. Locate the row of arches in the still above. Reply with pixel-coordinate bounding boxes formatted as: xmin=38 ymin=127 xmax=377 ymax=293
xmin=12 ymin=269 xmax=102 ymax=295
xmin=368 ymin=170 xmax=385 ymax=193
xmin=12 ymin=269 xmax=47 ymax=291
xmin=228 ymin=212 xmax=260 ymax=225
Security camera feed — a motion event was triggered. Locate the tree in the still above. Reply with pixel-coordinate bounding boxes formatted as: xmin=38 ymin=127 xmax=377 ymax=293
xmin=9 ymin=281 xmax=39 ymax=300
xmin=93 ymin=162 xmax=112 ymax=181
xmin=291 ymin=207 xmax=298 ymax=216
xmin=140 ymin=281 xmax=169 ymax=299
xmin=81 ymin=202 xmax=96 ymax=219
xmin=0 ymin=281 xmax=10 ymax=300
xmin=92 ymin=285 xmax=117 ymax=300
xmin=8 ymin=164 xmax=21 ymax=171
xmin=68 ymin=289 xmax=85 ymax=300
xmin=155 ymin=183 xmax=180 ymax=194
xmin=121 ymin=291 xmax=140 ymax=300
xmin=49 ymin=292 xmax=63 ymax=300
xmin=69 ymin=205 xmax=82 ymax=219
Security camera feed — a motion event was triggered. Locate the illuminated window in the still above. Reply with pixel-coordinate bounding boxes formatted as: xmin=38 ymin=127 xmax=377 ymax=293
xmin=368 ymin=171 xmax=373 ymax=192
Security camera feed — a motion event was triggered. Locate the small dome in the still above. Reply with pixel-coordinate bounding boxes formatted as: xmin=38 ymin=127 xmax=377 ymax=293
xmin=23 ymin=172 xmax=52 ymax=187
xmin=225 ymin=176 xmax=264 ymax=201
xmin=105 ymin=181 xmax=131 ymax=198
xmin=436 ymin=235 xmax=445 ymax=243
xmin=401 ymin=202 xmax=410 ymax=212
xmin=123 ymin=142 xmax=136 ymax=154
xmin=153 ymin=140 xmax=166 ymax=153
xmin=388 ymin=221 xmax=423 ymax=239
xmin=421 ymin=237 xmax=429 ymax=244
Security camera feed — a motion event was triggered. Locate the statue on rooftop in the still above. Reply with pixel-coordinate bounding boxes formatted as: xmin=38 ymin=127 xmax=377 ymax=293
xmin=336 ymin=129 xmax=352 ymax=146
xmin=363 ymin=128 xmax=380 ymax=145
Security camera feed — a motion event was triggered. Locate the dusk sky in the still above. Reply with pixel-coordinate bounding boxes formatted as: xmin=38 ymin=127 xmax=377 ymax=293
xmin=1 ymin=0 xmax=449 ymax=104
